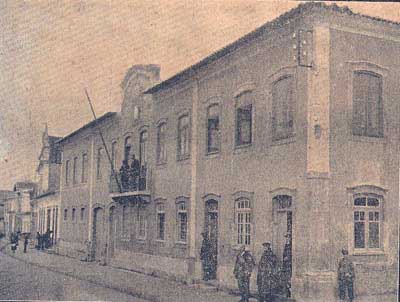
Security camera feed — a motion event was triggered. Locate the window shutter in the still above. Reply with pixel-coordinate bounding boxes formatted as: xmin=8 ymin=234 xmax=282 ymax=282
xmin=352 ymin=73 xmax=367 ymax=136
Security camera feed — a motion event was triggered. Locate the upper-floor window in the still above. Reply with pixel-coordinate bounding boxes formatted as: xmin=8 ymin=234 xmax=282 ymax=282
xmin=353 ymin=194 xmax=382 ymax=250
xmin=235 ymin=91 xmax=253 ymax=146
xmin=63 ymin=209 xmax=68 ymax=221
xmin=177 ymin=201 xmax=187 ymax=243
xmin=111 ymin=142 xmax=117 ymax=171
xmin=80 ymin=207 xmax=85 ymax=222
xmin=156 ymin=203 xmax=166 ymax=241
xmin=236 ymin=198 xmax=251 ymax=245
xmin=72 ymin=208 xmax=76 ymax=222
xmin=124 ymin=137 xmax=132 ymax=162
xmin=96 ymin=148 xmax=103 ymax=179
xmin=82 ymin=153 xmax=88 ymax=183
xmin=73 ymin=157 xmax=78 ymax=184
xmin=157 ymin=123 xmax=167 ymax=164
xmin=177 ymin=115 xmax=190 ymax=159
xmin=272 ymin=76 xmax=294 ymax=141
xmin=207 ymin=104 xmax=220 ymax=153
xmin=139 ymin=130 xmax=147 ymax=165
xmin=352 ymin=71 xmax=383 ymax=138
xmin=65 ymin=160 xmax=70 ymax=185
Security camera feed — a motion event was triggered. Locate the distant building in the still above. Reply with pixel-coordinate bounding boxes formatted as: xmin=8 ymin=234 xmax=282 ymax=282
xmin=0 ymin=190 xmax=16 ymax=236
xmin=31 ymin=125 xmax=62 ymax=244
xmin=55 ymin=3 xmax=399 ymax=301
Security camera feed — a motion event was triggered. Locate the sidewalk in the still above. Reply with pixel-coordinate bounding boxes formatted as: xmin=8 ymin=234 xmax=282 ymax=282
xmin=0 ymin=240 xmax=258 ymax=302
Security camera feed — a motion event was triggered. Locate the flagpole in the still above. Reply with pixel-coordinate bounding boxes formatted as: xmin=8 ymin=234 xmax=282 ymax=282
xmin=84 ymin=88 xmax=122 ymax=194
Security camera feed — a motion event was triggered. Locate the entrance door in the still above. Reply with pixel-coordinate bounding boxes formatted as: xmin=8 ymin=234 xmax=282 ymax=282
xmin=93 ymin=207 xmax=104 ymax=260
xmin=108 ymin=206 xmax=116 ymax=258
xmin=205 ymin=200 xmax=218 ymax=280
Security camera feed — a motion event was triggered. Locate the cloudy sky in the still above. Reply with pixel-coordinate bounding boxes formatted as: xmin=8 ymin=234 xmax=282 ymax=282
xmin=0 ymin=1 xmax=399 ymax=190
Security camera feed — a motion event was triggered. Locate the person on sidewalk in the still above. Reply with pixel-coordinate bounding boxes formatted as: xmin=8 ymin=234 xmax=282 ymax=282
xmin=338 ymin=248 xmax=355 ymax=302
xmin=281 ymin=233 xmax=292 ymax=298
xmin=23 ymin=236 xmax=28 ymax=253
xmin=257 ymin=242 xmax=279 ymax=302
xmin=234 ymin=245 xmax=256 ymax=302
xmin=36 ymin=232 xmax=41 ymax=250
xmin=200 ymin=232 xmax=212 ymax=281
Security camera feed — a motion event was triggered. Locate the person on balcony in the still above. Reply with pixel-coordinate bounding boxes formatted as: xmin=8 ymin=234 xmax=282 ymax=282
xmin=139 ymin=163 xmax=147 ymax=191
xmin=130 ymin=154 xmax=140 ymax=191
xmin=120 ymin=159 xmax=130 ymax=192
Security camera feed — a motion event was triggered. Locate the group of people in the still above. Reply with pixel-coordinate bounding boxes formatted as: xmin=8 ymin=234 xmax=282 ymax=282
xmin=36 ymin=230 xmax=53 ymax=250
xmin=232 ymin=242 xmax=355 ymax=302
xmin=119 ymin=154 xmax=146 ymax=191
xmin=9 ymin=232 xmax=29 ymax=254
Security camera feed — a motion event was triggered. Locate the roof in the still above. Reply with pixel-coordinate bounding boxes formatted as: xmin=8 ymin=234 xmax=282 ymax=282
xmin=57 ymin=112 xmax=117 ymax=144
xmin=33 ymin=190 xmax=58 ymax=201
xmin=145 ymin=2 xmax=400 ymax=95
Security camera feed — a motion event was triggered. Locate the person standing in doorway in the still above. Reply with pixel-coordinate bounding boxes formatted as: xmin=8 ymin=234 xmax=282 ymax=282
xmin=257 ymin=242 xmax=279 ymax=302
xmin=338 ymin=248 xmax=355 ymax=302
xmin=23 ymin=235 xmax=28 ymax=253
xmin=281 ymin=233 xmax=292 ymax=298
xmin=200 ymin=232 xmax=212 ymax=281
xmin=234 ymin=245 xmax=256 ymax=302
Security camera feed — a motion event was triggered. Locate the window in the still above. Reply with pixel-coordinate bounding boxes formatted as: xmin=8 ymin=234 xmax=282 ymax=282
xmin=82 ymin=154 xmax=88 ymax=183
xmin=178 ymin=115 xmax=190 ymax=159
xmin=111 ymin=142 xmax=117 ymax=171
xmin=124 ymin=137 xmax=132 ymax=162
xmin=96 ymin=148 xmax=103 ymax=179
xmin=139 ymin=130 xmax=147 ymax=165
xmin=207 ymin=104 xmax=220 ymax=153
xmin=137 ymin=207 xmax=146 ymax=239
xmin=72 ymin=208 xmax=76 ymax=222
xmin=80 ymin=208 xmax=85 ymax=222
xmin=122 ymin=205 xmax=129 ymax=237
xmin=177 ymin=201 xmax=188 ymax=242
xmin=65 ymin=160 xmax=70 ymax=185
xmin=133 ymin=106 xmax=140 ymax=121
xmin=157 ymin=123 xmax=167 ymax=164
xmin=353 ymin=194 xmax=382 ymax=250
xmin=235 ymin=91 xmax=252 ymax=146
xmin=236 ymin=198 xmax=251 ymax=245
xmin=156 ymin=203 xmax=166 ymax=241
xmin=352 ymin=71 xmax=383 ymax=137
xmin=272 ymin=76 xmax=294 ymax=140
xmin=64 ymin=209 xmax=68 ymax=221
xmin=72 ymin=157 xmax=78 ymax=184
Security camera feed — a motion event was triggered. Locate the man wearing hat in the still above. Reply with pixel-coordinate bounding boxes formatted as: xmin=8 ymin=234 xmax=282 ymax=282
xmin=281 ymin=233 xmax=292 ymax=298
xmin=337 ymin=248 xmax=355 ymax=302
xmin=257 ymin=242 xmax=279 ymax=302
xmin=200 ymin=232 xmax=212 ymax=281
xmin=234 ymin=245 xmax=256 ymax=302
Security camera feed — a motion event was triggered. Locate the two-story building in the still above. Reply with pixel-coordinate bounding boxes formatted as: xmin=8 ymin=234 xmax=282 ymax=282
xmin=57 ymin=3 xmax=399 ymax=301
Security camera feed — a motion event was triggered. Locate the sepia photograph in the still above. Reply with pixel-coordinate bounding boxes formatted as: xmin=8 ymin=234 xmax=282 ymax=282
xmin=0 ymin=1 xmax=399 ymax=301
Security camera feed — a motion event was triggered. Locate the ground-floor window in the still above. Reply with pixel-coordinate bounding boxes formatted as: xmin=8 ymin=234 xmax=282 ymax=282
xmin=236 ymin=198 xmax=251 ymax=245
xmin=177 ymin=201 xmax=187 ymax=243
xmin=353 ymin=194 xmax=382 ymax=250
xmin=156 ymin=203 xmax=166 ymax=241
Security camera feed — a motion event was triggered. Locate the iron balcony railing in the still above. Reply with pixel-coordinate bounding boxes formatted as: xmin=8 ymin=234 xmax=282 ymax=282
xmin=109 ymin=164 xmax=151 ymax=194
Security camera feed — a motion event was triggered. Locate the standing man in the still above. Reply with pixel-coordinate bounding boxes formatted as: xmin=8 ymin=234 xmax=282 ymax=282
xmin=234 ymin=245 xmax=256 ymax=302
xmin=23 ymin=235 xmax=28 ymax=253
xmin=257 ymin=242 xmax=279 ymax=302
xmin=130 ymin=154 xmax=140 ymax=190
xmin=200 ymin=232 xmax=211 ymax=281
xmin=338 ymin=248 xmax=355 ymax=302
xmin=36 ymin=232 xmax=41 ymax=250
xmin=281 ymin=233 xmax=292 ymax=298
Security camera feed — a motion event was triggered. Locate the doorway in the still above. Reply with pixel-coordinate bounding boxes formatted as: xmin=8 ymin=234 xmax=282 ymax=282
xmin=205 ymin=200 xmax=218 ymax=280
xmin=108 ymin=206 xmax=116 ymax=258
xmin=93 ymin=207 xmax=104 ymax=260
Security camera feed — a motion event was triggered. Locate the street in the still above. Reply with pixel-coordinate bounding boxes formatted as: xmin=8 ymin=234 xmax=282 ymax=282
xmin=0 ymin=250 xmax=149 ymax=301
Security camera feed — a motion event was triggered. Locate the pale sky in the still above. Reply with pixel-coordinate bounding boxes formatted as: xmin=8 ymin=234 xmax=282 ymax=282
xmin=0 ymin=1 xmax=399 ymax=190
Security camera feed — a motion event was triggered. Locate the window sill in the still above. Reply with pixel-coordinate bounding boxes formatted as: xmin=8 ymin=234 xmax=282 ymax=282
xmin=175 ymin=241 xmax=187 ymax=246
xmin=350 ymin=135 xmax=386 ymax=144
xmin=177 ymin=155 xmax=190 ymax=162
xmin=205 ymin=151 xmax=220 ymax=159
xmin=155 ymin=239 xmax=167 ymax=243
xmin=233 ymin=143 xmax=253 ymax=154
xmin=270 ymin=135 xmax=296 ymax=146
xmin=352 ymin=250 xmax=386 ymax=256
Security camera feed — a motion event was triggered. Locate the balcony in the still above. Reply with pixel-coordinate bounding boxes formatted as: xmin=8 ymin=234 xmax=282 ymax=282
xmin=109 ymin=163 xmax=151 ymax=204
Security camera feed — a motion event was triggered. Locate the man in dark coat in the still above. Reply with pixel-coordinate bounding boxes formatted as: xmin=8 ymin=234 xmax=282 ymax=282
xmin=200 ymin=232 xmax=212 ymax=281
xmin=338 ymin=248 xmax=355 ymax=302
xmin=257 ymin=242 xmax=279 ymax=302
xmin=119 ymin=160 xmax=130 ymax=192
xmin=130 ymin=154 xmax=140 ymax=190
xmin=234 ymin=245 xmax=256 ymax=302
xmin=281 ymin=233 xmax=292 ymax=298
xmin=36 ymin=232 xmax=41 ymax=250
xmin=23 ymin=235 xmax=28 ymax=253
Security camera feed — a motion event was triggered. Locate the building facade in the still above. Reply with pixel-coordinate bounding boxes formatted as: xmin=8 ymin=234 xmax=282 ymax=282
xmin=56 ymin=3 xmax=399 ymax=302
xmin=31 ymin=125 xmax=62 ymax=244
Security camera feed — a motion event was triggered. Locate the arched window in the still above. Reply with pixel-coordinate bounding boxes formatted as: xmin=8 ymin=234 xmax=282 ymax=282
xmin=156 ymin=203 xmax=166 ymax=241
xmin=157 ymin=123 xmax=167 ymax=164
xmin=124 ymin=137 xmax=132 ymax=162
xmin=139 ymin=130 xmax=148 ymax=165
xmin=353 ymin=194 xmax=382 ymax=250
xmin=63 ymin=208 xmax=68 ymax=221
xmin=177 ymin=201 xmax=188 ymax=243
xmin=96 ymin=148 xmax=103 ymax=179
xmin=236 ymin=198 xmax=252 ymax=245
xmin=72 ymin=157 xmax=78 ymax=184
xmin=178 ymin=115 xmax=190 ymax=159
xmin=272 ymin=76 xmax=294 ymax=140
xmin=81 ymin=153 xmax=88 ymax=183
xmin=352 ymin=71 xmax=383 ymax=137
xmin=235 ymin=91 xmax=253 ymax=146
xmin=65 ymin=160 xmax=70 ymax=185
xmin=207 ymin=104 xmax=220 ymax=153
xmin=71 ymin=208 xmax=76 ymax=222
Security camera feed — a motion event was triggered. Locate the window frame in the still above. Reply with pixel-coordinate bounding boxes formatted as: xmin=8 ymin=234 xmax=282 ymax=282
xmin=235 ymin=198 xmax=252 ymax=246
xmin=206 ymin=103 xmax=221 ymax=155
xmin=234 ymin=90 xmax=253 ymax=148
xmin=156 ymin=203 xmax=166 ymax=241
xmin=81 ymin=153 xmax=88 ymax=183
xmin=72 ymin=157 xmax=78 ymax=184
xmin=65 ymin=160 xmax=70 ymax=186
xmin=96 ymin=147 xmax=103 ymax=180
xmin=63 ymin=208 xmax=68 ymax=221
xmin=156 ymin=122 xmax=167 ymax=165
xmin=71 ymin=208 xmax=76 ymax=223
xmin=176 ymin=200 xmax=188 ymax=244
xmin=137 ymin=206 xmax=147 ymax=240
xmin=80 ymin=207 xmax=85 ymax=223
xmin=177 ymin=114 xmax=191 ymax=161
